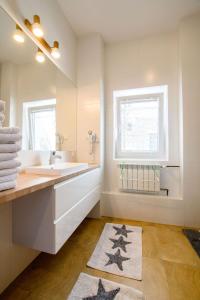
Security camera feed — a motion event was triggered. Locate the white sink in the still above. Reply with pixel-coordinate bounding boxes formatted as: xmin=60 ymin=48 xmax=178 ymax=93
xmin=25 ymin=162 xmax=89 ymax=176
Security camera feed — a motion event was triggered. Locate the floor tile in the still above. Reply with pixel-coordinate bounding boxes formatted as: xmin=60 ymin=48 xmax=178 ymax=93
xmin=163 ymin=260 xmax=200 ymax=300
xmin=156 ymin=227 xmax=200 ymax=266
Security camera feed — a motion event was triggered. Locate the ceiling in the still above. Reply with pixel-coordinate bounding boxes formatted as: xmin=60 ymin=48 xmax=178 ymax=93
xmin=0 ymin=8 xmax=35 ymax=64
xmin=58 ymin=0 xmax=200 ymax=43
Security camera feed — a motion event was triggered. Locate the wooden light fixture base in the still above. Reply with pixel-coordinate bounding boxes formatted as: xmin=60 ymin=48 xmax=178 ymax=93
xmin=24 ymin=15 xmax=58 ymax=53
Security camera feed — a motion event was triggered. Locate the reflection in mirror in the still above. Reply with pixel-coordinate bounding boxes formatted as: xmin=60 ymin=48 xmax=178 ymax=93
xmin=0 ymin=8 xmax=77 ymax=154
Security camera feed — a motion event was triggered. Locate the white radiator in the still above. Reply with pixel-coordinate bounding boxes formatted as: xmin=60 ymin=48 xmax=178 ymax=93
xmin=119 ymin=164 xmax=161 ymax=193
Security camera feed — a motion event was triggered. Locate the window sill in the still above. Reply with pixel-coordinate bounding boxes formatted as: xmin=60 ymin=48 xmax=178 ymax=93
xmin=114 ymin=158 xmax=169 ymax=165
xmin=114 ymin=159 xmax=181 ymax=168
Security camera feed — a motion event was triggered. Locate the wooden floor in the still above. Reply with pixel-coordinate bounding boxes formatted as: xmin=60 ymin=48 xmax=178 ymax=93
xmin=1 ymin=217 xmax=200 ymax=300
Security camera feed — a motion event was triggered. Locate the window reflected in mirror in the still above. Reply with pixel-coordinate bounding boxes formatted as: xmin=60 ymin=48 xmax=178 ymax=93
xmin=22 ymin=99 xmax=56 ymax=151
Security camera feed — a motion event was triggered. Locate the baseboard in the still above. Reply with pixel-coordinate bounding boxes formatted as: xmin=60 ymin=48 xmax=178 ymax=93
xmin=87 ymin=201 xmax=101 ymax=218
xmin=101 ymin=191 xmax=184 ymax=226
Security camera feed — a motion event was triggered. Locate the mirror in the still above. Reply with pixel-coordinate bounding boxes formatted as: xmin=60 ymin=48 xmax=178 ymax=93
xmin=0 ymin=8 xmax=77 ymax=153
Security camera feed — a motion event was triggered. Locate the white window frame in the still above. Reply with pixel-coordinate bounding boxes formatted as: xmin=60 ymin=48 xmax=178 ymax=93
xmin=113 ymin=85 xmax=168 ymax=162
xmin=22 ymin=99 xmax=56 ymax=150
xmin=28 ymin=104 xmax=56 ymax=150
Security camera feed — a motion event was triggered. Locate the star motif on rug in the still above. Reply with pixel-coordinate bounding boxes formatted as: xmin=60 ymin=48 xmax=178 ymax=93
xmin=109 ymin=236 xmax=132 ymax=252
xmin=105 ymin=249 xmax=130 ymax=271
xmin=83 ymin=279 xmax=120 ymax=300
xmin=113 ymin=224 xmax=133 ymax=238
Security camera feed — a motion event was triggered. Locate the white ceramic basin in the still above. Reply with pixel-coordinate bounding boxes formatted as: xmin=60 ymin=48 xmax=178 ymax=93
xmin=25 ymin=162 xmax=89 ymax=176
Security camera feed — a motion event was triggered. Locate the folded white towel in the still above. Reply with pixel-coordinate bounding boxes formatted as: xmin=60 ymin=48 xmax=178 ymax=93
xmin=0 ymin=100 xmax=5 ymax=112
xmin=0 ymin=153 xmax=17 ymax=161
xmin=0 ymin=127 xmax=20 ymax=134
xmin=0 ymin=180 xmax=16 ymax=192
xmin=0 ymin=144 xmax=21 ymax=153
xmin=0 ymin=174 xmax=17 ymax=183
xmin=0 ymin=133 xmax=22 ymax=143
xmin=0 ymin=168 xmax=17 ymax=176
xmin=0 ymin=160 xmax=21 ymax=170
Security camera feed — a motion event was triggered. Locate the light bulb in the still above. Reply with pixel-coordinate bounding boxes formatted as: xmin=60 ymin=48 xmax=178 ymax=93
xmin=13 ymin=25 xmax=25 ymax=43
xmin=32 ymin=15 xmax=44 ymax=37
xmin=35 ymin=49 xmax=45 ymax=63
xmin=51 ymin=47 xmax=60 ymax=59
xmin=51 ymin=41 xmax=61 ymax=59
xmin=32 ymin=22 xmax=43 ymax=37
xmin=51 ymin=47 xmax=61 ymax=59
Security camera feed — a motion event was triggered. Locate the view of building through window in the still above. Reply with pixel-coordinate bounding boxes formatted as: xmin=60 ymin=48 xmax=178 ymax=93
xmin=22 ymin=99 xmax=56 ymax=151
xmin=120 ymin=98 xmax=159 ymax=153
xmin=114 ymin=85 xmax=168 ymax=160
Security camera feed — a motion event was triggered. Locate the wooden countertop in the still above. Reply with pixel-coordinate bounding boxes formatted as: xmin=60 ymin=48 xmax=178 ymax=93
xmin=0 ymin=165 xmax=99 ymax=205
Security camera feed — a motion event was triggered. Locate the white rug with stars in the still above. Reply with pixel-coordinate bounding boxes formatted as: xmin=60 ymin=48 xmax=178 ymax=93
xmin=68 ymin=272 xmax=144 ymax=300
xmin=87 ymin=223 xmax=142 ymax=280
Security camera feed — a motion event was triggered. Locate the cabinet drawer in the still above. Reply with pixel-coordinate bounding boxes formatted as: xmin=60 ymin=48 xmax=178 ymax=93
xmin=54 ymin=168 xmax=101 ymax=220
xmin=54 ymin=185 xmax=101 ymax=253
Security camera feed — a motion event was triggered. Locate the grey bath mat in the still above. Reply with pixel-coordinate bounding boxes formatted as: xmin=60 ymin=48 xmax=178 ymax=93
xmin=68 ymin=272 xmax=144 ymax=299
xmin=183 ymin=229 xmax=200 ymax=257
xmin=87 ymin=223 xmax=142 ymax=280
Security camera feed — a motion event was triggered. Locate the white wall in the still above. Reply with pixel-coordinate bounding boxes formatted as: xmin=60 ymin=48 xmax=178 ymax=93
xmin=102 ymin=32 xmax=183 ymax=225
xmin=104 ymin=32 xmax=180 ymax=192
xmin=76 ymin=34 xmax=104 ymax=165
xmin=0 ymin=0 xmax=77 ymax=83
xmin=0 ymin=203 xmax=39 ymax=294
xmin=180 ymin=12 xmax=200 ymax=227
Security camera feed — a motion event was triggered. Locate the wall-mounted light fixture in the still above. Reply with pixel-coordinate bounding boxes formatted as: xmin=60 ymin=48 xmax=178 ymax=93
xmin=35 ymin=48 xmax=45 ymax=63
xmin=24 ymin=15 xmax=61 ymax=60
xmin=13 ymin=24 xmax=25 ymax=43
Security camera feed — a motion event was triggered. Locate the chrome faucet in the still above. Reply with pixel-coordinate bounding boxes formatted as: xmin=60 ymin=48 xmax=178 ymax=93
xmin=49 ymin=151 xmax=62 ymax=165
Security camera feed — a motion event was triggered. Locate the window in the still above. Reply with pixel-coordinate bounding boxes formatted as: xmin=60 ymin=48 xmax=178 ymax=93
xmin=114 ymin=86 xmax=168 ymax=161
xmin=22 ymin=99 xmax=56 ymax=151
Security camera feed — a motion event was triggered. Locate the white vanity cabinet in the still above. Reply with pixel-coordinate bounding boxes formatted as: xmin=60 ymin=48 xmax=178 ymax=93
xmin=13 ymin=168 xmax=101 ymax=254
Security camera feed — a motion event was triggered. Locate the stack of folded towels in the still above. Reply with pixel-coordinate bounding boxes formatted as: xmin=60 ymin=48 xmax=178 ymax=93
xmin=0 ymin=100 xmax=21 ymax=191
